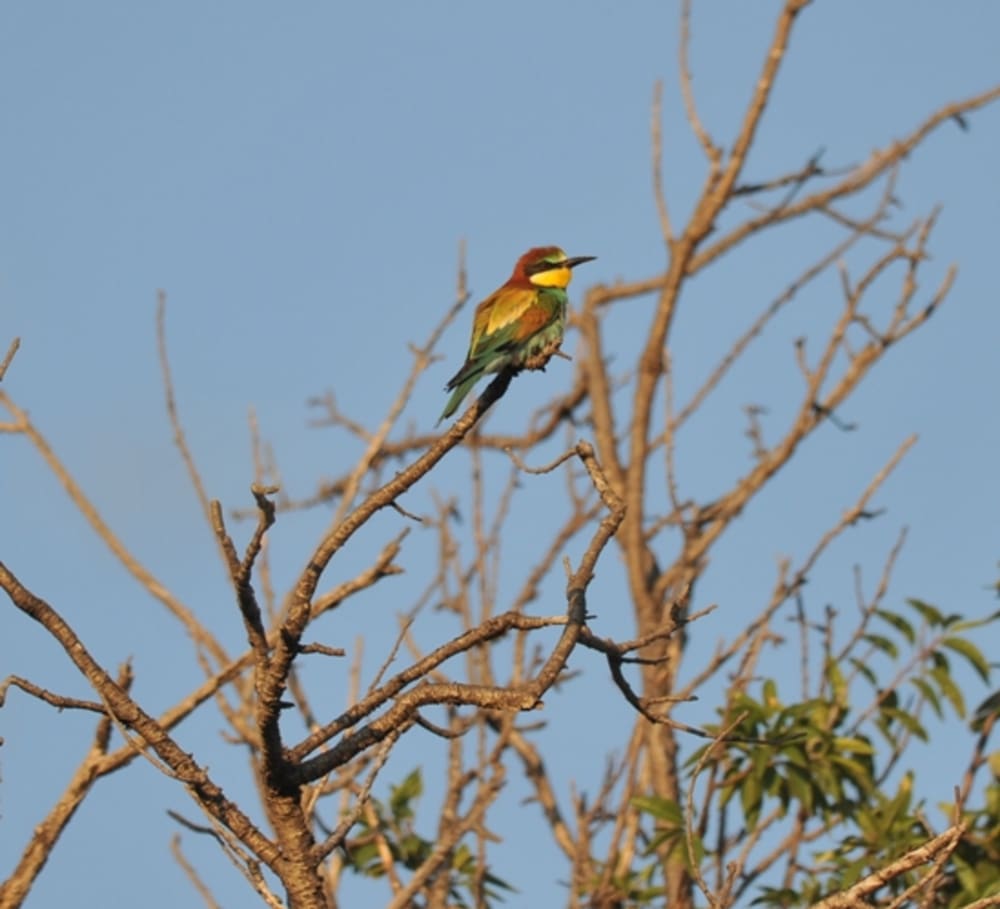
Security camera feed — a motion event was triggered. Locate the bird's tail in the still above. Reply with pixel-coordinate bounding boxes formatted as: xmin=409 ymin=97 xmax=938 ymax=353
xmin=438 ymin=371 xmax=481 ymax=423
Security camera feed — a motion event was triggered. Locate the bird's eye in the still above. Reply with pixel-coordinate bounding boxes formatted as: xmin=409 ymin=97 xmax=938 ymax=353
xmin=529 ymin=259 xmax=564 ymax=275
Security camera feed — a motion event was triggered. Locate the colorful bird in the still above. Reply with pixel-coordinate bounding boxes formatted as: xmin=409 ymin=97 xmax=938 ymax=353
xmin=439 ymin=246 xmax=596 ymax=422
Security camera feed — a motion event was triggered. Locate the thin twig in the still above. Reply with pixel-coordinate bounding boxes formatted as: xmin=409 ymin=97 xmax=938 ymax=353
xmin=0 ymin=337 xmax=20 ymax=382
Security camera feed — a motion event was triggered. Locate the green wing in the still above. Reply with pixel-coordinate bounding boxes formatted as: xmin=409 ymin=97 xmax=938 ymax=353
xmin=439 ymin=286 xmax=566 ymax=422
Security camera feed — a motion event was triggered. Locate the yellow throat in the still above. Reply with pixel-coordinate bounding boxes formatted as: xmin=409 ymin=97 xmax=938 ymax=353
xmin=528 ymin=265 xmax=573 ymax=289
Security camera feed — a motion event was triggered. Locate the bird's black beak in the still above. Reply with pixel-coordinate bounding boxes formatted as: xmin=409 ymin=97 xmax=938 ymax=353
xmin=566 ymin=255 xmax=597 ymax=269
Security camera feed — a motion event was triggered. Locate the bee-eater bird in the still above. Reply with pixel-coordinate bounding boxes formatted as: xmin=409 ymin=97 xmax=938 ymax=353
xmin=439 ymin=246 xmax=596 ymax=422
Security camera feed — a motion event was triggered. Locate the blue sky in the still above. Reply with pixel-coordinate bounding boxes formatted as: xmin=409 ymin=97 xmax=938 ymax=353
xmin=2 ymin=2 xmax=1000 ymax=906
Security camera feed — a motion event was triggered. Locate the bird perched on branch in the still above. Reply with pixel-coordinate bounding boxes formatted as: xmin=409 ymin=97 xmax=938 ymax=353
xmin=439 ymin=246 xmax=596 ymax=422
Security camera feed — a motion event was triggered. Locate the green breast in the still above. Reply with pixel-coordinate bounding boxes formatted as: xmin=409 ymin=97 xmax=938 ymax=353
xmin=515 ymin=288 xmax=567 ymax=366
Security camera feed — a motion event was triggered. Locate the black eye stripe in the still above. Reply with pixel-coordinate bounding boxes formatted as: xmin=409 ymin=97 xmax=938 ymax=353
xmin=527 ymin=260 xmax=565 ymax=275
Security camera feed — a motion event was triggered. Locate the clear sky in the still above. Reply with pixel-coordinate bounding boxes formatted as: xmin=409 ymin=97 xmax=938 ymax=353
xmin=2 ymin=2 xmax=999 ymax=906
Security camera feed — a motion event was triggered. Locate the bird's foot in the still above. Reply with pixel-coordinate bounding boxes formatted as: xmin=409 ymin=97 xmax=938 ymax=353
xmin=521 ymin=339 xmax=568 ymax=372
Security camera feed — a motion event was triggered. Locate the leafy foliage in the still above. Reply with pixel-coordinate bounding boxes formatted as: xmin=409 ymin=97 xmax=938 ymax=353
xmin=346 ymin=769 xmax=515 ymax=907
xmin=623 ymin=598 xmax=1000 ymax=906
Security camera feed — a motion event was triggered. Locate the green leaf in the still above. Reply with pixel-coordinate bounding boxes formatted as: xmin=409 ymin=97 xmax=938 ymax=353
xmin=879 ymin=705 xmax=928 ymax=741
xmin=907 ymin=598 xmax=945 ymax=627
xmin=826 ymin=660 xmax=848 ymax=707
xmin=854 ymin=803 xmax=879 ymax=840
xmin=876 ymin=608 xmax=915 ymax=644
xmin=930 ymin=664 xmax=966 ymax=716
xmin=730 ymin=692 xmax=767 ymax=728
xmin=828 ymin=754 xmax=874 ymax=796
xmin=631 ymin=795 xmax=682 ymax=825
xmin=886 ymin=771 xmax=914 ymax=823
xmin=848 ymin=657 xmax=878 ymax=688
xmin=953 ymin=854 xmax=980 ymax=897
xmin=762 ymin=678 xmax=780 ymax=710
xmin=399 ymin=832 xmax=430 ymax=866
xmin=910 ymin=677 xmax=943 ymax=718
xmin=832 ymin=736 xmax=875 ymax=756
xmin=950 ymin=608 xmax=1000 ymax=634
xmin=931 ymin=649 xmax=952 ymax=673
xmin=942 ymin=636 xmax=992 ymax=684
xmin=751 ymin=742 xmax=774 ymax=777
xmin=803 ymin=759 xmax=838 ymax=800
xmin=741 ymin=764 xmax=764 ymax=828
xmin=389 ymin=768 xmax=423 ymax=819
xmin=782 ymin=744 xmax=810 ymax=770
xmin=751 ymin=886 xmax=801 ymax=907
xmin=350 ymin=841 xmax=382 ymax=875
xmin=863 ymin=633 xmax=898 ymax=659
xmin=784 ymin=763 xmax=814 ymax=814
